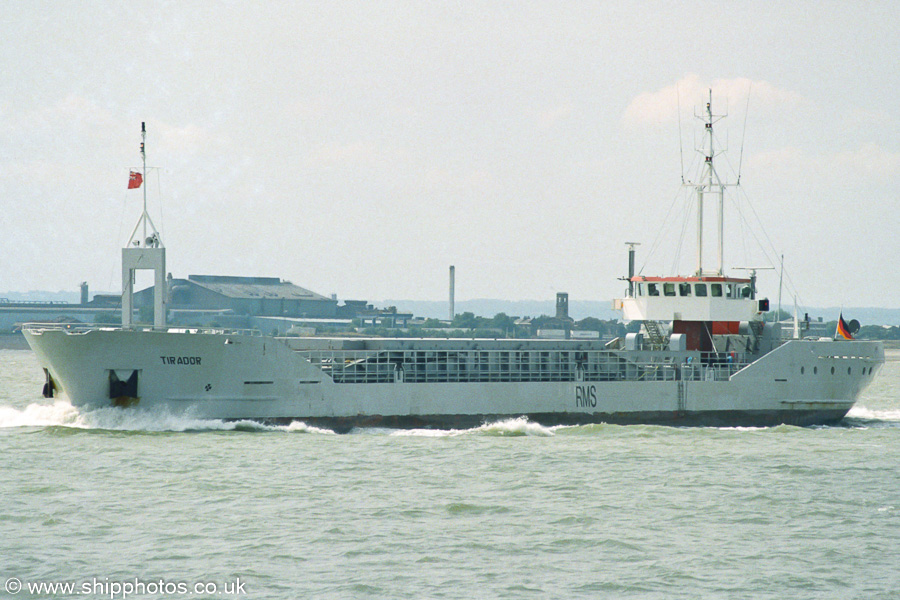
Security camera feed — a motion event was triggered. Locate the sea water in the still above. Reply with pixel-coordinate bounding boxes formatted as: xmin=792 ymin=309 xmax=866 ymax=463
xmin=1 ymin=348 xmax=898 ymax=600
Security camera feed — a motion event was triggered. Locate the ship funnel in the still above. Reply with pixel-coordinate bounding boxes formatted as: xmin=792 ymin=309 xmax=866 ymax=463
xmin=625 ymin=242 xmax=640 ymax=297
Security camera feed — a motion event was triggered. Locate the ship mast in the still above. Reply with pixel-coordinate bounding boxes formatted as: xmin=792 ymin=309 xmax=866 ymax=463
xmin=126 ymin=122 xmax=163 ymax=250
xmin=122 ymin=122 xmax=166 ymax=329
xmin=687 ymin=90 xmax=735 ymax=277
xmin=142 ymin=122 xmax=148 ymax=243
xmin=616 ymin=91 xmax=767 ymax=336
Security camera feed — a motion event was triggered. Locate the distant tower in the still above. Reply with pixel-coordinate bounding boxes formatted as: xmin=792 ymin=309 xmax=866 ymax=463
xmin=80 ymin=282 xmax=89 ymax=305
xmin=556 ymin=292 xmax=569 ymax=320
xmin=449 ymin=265 xmax=455 ymax=321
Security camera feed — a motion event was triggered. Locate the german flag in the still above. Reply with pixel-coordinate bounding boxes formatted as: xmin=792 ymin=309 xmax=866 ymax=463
xmin=836 ymin=313 xmax=854 ymax=340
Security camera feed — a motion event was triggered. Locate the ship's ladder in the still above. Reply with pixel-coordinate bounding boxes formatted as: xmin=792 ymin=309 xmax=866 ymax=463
xmin=643 ymin=320 xmax=666 ymax=348
xmin=748 ymin=320 xmax=764 ymax=352
xmin=749 ymin=320 xmax=764 ymax=337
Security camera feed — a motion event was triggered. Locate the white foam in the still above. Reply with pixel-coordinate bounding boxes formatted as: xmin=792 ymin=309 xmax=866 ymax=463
xmin=0 ymin=401 xmax=336 ymax=434
xmin=717 ymin=426 xmax=768 ymax=432
xmin=0 ymin=400 xmax=83 ymax=428
xmin=393 ymin=416 xmax=555 ymax=437
xmin=279 ymin=420 xmax=336 ymax=435
xmin=390 ymin=428 xmax=455 ymax=437
xmin=474 ymin=416 xmax=555 ymax=437
xmin=81 ymin=406 xmax=239 ymax=432
xmin=846 ymin=405 xmax=900 ymax=424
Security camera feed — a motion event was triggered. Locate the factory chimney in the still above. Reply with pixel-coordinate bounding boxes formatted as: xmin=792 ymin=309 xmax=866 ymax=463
xmin=449 ymin=265 xmax=455 ymax=322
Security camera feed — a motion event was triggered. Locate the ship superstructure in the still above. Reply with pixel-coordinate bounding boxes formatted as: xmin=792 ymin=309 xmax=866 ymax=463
xmin=616 ymin=92 xmax=768 ymax=353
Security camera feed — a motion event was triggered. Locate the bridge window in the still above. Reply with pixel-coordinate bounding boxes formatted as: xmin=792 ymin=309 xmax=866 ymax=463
xmin=711 ymin=284 xmax=722 ymax=297
xmin=679 ymin=283 xmax=692 ymax=296
xmin=648 ymin=284 xmax=659 ymax=296
xmin=637 ymin=283 xmax=643 ymax=296
xmin=663 ymin=283 xmax=676 ymax=297
xmin=695 ymin=284 xmax=707 ymax=297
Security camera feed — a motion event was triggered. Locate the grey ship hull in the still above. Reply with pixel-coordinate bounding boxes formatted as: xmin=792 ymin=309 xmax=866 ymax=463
xmin=265 ymin=409 xmax=851 ymax=433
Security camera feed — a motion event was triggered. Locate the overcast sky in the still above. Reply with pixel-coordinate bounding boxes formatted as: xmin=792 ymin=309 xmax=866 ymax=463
xmin=2 ymin=1 xmax=898 ymax=310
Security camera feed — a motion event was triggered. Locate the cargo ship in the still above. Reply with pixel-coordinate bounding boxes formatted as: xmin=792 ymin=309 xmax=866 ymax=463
xmin=23 ymin=98 xmax=884 ymax=429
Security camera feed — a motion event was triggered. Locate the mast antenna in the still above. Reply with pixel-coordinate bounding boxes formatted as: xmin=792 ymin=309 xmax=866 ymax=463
xmin=141 ymin=121 xmax=147 ymax=242
xmin=683 ymin=89 xmax=737 ymax=277
xmin=677 ymin=83 xmax=685 ymax=184
xmin=737 ymin=82 xmax=751 ymax=184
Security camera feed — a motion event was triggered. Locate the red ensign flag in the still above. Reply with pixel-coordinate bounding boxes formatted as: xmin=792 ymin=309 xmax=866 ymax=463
xmin=128 ymin=171 xmax=143 ymax=189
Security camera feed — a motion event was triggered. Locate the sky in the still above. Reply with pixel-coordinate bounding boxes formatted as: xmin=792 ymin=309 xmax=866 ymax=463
xmin=1 ymin=1 xmax=898 ymax=310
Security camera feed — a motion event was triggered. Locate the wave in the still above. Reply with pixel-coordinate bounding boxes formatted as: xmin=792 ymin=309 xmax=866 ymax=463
xmin=391 ymin=416 xmax=556 ymax=437
xmin=280 ymin=420 xmax=336 ymax=435
xmin=1 ymin=403 xmax=551 ymax=437
xmin=10 ymin=401 xmax=894 ymax=435
xmin=844 ymin=405 xmax=900 ymax=427
xmin=0 ymin=400 xmax=82 ymax=428
xmin=472 ymin=417 xmax=556 ymax=437
xmin=0 ymin=401 xmax=335 ymax=434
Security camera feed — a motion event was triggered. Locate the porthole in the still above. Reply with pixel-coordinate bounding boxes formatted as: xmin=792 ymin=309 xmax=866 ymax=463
xmin=848 ymin=367 xmax=852 ymax=375
xmin=831 ymin=366 xmax=835 ymax=375
xmin=800 ymin=366 xmax=805 ymax=375
xmin=814 ymin=366 xmax=818 ymax=375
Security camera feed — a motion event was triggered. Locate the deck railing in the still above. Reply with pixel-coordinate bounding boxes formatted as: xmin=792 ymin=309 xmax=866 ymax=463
xmin=20 ymin=323 xmax=263 ymax=337
xmin=296 ymin=348 xmax=750 ymax=385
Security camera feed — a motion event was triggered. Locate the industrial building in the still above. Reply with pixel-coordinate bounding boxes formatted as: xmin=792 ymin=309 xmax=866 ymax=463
xmin=143 ymin=274 xmax=339 ymax=318
xmin=0 ymin=283 xmax=120 ymax=333
xmin=134 ymin=274 xmax=409 ymax=333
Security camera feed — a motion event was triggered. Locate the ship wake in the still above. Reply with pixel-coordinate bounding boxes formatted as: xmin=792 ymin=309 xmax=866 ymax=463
xmin=391 ymin=417 xmax=556 ymax=437
xmin=0 ymin=401 xmax=335 ymax=434
xmin=843 ymin=405 xmax=900 ymax=428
